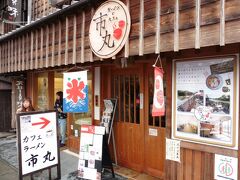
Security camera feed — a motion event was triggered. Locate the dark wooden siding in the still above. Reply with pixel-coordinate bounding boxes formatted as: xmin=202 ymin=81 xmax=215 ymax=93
xmin=0 ymin=90 xmax=12 ymax=131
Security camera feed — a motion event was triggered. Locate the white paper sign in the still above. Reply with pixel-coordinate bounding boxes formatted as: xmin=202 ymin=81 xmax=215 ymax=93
xmin=19 ymin=112 xmax=58 ymax=175
xmin=149 ymin=128 xmax=158 ymax=136
xmin=214 ymin=154 xmax=238 ymax=180
xmin=166 ymin=138 xmax=181 ymax=162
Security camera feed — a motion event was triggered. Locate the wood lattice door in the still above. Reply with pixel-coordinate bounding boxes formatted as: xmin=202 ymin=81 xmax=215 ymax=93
xmin=111 ymin=64 xmax=166 ymax=178
xmin=111 ymin=66 xmax=144 ymax=171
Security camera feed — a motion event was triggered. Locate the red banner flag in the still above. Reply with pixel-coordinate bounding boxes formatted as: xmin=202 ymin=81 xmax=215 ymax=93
xmin=152 ymin=67 xmax=165 ymax=116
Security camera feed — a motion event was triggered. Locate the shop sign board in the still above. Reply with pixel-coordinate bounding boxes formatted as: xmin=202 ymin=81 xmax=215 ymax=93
xmin=214 ymin=154 xmax=238 ymax=180
xmin=89 ymin=0 xmax=131 ymax=59
xmin=5 ymin=0 xmax=22 ymax=22
xmin=166 ymin=138 xmax=181 ymax=162
xmin=78 ymin=125 xmax=105 ymax=180
xmin=63 ymin=71 xmax=88 ymax=113
xmin=172 ymin=56 xmax=239 ymax=148
xmin=17 ymin=111 xmax=59 ymax=176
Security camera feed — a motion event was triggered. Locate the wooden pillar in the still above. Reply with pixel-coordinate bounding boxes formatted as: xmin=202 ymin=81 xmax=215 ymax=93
xmin=155 ymin=0 xmax=161 ymax=54
xmin=220 ymin=0 xmax=225 ymax=46
xmin=35 ymin=30 xmax=38 ymax=69
xmin=174 ymin=0 xmax=179 ymax=52
xmin=195 ymin=0 xmax=200 ymax=49
xmin=58 ymin=21 xmax=62 ymax=66
xmin=30 ymin=32 xmax=34 ymax=70
xmin=40 ymin=27 xmax=44 ymax=68
xmin=65 ymin=17 xmax=69 ymax=65
xmin=124 ymin=0 xmax=130 ymax=58
xmin=139 ymin=0 xmax=144 ymax=56
xmin=72 ymin=15 xmax=77 ymax=64
xmin=51 ymin=23 xmax=55 ymax=67
xmin=46 ymin=25 xmax=49 ymax=68
xmin=81 ymin=12 xmax=85 ymax=64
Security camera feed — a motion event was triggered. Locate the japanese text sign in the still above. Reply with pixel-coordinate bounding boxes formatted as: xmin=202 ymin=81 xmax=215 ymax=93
xmin=214 ymin=154 xmax=238 ymax=180
xmin=5 ymin=0 xmax=21 ymax=21
xmin=166 ymin=138 xmax=181 ymax=162
xmin=63 ymin=71 xmax=88 ymax=113
xmin=89 ymin=0 xmax=131 ymax=59
xmin=17 ymin=111 xmax=58 ymax=175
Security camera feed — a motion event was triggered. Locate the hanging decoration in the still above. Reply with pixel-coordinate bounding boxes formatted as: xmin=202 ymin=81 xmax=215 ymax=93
xmin=63 ymin=71 xmax=88 ymax=113
xmin=152 ymin=55 xmax=165 ymax=116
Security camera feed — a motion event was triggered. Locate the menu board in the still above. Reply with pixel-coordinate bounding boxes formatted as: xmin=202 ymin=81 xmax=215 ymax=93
xmin=78 ymin=125 xmax=105 ymax=180
xmin=172 ymin=56 xmax=238 ymax=148
xmin=101 ymin=99 xmax=117 ymax=134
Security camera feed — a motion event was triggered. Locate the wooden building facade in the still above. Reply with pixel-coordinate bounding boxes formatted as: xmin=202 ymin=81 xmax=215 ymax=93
xmin=0 ymin=0 xmax=240 ymax=179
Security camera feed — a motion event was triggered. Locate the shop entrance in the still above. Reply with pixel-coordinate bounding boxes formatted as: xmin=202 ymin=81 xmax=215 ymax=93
xmin=111 ymin=64 xmax=165 ymax=178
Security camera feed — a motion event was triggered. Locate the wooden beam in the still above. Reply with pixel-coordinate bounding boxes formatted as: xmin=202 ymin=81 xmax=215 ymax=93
xmin=30 ymin=32 xmax=34 ymax=69
xmin=0 ymin=46 xmax=1 ymax=73
xmin=25 ymin=34 xmax=29 ymax=70
xmin=195 ymin=0 xmax=201 ymax=49
xmin=51 ymin=23 xmax=55 ymax=67
xmin=43 ymin=0 xmax=46 ymax=17
xmin=40 ymin=27 xmax=43 ymax=68
xmin=174 ymin=0 xmax=179 ymax=52
xmin=14 ymin=39 xmax=17 ymax=71
xmin=2 ymin=44 xmax=4 ymax=73
xmin=18 ymin=37 xmax=21 ymax=71
xmin=155 ymin=0 xmax=161 ymax=54
xmin=139 ymin=0 xmax=144 ymax=56
xmin=72 ymin=15 xmax=77 ymax=64
xmin=220 ymin=0 xmax=225 ymax=46
xmin=10 ymin=40 xmax=13 ymax=72
xmin=81 ymin=12 xmax=85 ymax=63
xmin=22 ymin=35 xmax=25 ymax=71
xmin=58 ymin=21 xmax=62 ymax=66
xmin=46 ymin=25 xmax=49 ymax=67
xmin=12 ymin=40 xmax=14 ymax=71
xmin=124 ymin=0 xmax=130 ymax=58
xmin=90 ymin=8 xmax=94 ymax=62
xmin=65 ymin=17 xmax=69 ymax=65
xmin=8 ymin=41 xmax=10 ymax=72
xmin=35 ymin=30 xmax=38 ymax=69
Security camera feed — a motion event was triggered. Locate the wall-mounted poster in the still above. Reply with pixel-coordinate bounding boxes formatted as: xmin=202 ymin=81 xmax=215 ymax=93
xmin=172 ymin=56 xmax=238 ymax=148
xmin=63 ymin=71 xmax=88 ymax=113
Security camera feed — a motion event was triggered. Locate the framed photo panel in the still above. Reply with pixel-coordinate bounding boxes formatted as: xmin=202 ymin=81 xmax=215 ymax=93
xmin=172 ymin=55 xmax=239 ymax=148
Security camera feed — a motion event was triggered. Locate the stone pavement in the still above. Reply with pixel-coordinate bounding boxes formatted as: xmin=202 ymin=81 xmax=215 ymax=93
xmin=0 ymin=159 xmax=18 ymax=180
xmin=0 ymin=135 xmax=126 ymax=180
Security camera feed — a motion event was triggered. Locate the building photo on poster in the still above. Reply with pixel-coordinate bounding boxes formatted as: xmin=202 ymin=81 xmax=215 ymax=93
xmin=172 ymin=56 xmax=239 ymax=148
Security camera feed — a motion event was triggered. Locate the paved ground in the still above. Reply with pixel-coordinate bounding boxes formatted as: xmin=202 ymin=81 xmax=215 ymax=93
xmin=0 ymin=159 xmax=18 ymax=180
xmin=0 ymin=133 xmax=126 ymax=180
xmin=0 ymin=132 xmax=161 ymax=180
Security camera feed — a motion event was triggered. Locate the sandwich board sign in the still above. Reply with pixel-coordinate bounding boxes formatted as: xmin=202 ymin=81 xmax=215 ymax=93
xmin=78 ymin=125 xmax=105 ymax=179
xmin=78 ymin=125 xmax=113 ymax=180
xmin=17 ymin=111 xmax=60 ymax=179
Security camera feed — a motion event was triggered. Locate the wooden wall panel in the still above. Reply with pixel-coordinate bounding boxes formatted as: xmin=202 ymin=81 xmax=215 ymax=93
xmin=0 ymin=0 xmax=239 ymax=76
xmin=164 ymin=46 xmax=240 ymax=180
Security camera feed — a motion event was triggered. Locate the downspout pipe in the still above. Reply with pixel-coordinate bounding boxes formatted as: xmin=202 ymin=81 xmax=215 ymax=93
xmin=0 ymin=0 xmax=96 ymax=43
